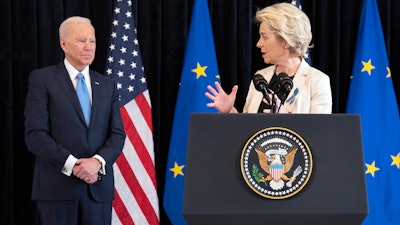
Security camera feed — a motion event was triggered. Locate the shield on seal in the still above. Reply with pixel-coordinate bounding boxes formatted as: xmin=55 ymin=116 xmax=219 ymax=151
xmin=270 ymin=164 xmax=284 ymax=181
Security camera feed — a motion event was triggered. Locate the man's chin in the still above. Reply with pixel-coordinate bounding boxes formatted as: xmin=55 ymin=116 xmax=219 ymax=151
xmin=82 ymin=60 xmax=94 ymax=66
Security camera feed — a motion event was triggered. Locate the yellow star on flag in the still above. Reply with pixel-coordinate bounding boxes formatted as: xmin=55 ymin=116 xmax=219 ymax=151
xmin=361 ymin=59 xmax=375 ymax=75
xmin=192 ymin=62 xmax=207 ymax=79
xmin=365 ymin=161 xmax=380 ymax=177
xmin=391 ymin=153 xmax=400 ymax=169
xmin=169 ymin=162 xmax=185 ymax=178
xmin=386 ymin=67 xmax=391 ymax=78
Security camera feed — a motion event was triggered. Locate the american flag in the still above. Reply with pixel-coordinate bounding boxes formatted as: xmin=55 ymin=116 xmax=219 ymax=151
xmin=105 ymin=0 xmax=159 ymax=224
xmin=290 ymin=0 xmax=302 ymax=10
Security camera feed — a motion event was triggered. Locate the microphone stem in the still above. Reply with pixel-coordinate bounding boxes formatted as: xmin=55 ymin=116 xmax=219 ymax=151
xmin=271 ymin=94 xmax=277 ymax=113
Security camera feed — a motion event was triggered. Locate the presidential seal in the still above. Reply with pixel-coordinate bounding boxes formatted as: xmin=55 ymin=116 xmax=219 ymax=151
xmin=240 ymin=127 xmax=312 ymax=199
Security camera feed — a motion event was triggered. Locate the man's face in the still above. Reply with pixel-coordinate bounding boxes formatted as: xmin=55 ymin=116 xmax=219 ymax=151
xmin=60 ymin=23 xmax=96 ymax=71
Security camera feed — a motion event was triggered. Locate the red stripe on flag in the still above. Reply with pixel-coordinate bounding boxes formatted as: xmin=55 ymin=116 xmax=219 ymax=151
xmin=116 ymin=152 xmax=159 ymax=224
xmin=134 ymin=93 xmax=153 ymax=131
xmin=112 ymin=189 xmax=135 ymax=225
xmin=120 ymin=106 xmax=157 ymax=188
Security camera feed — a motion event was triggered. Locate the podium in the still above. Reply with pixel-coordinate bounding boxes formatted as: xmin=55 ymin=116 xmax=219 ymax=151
xmin=183 ymin=113 xmax=367 ymax=225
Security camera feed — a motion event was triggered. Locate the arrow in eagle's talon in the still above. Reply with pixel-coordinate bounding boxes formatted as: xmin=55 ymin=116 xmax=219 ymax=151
xmin=286 ymin=165 xmax=302 ymax=187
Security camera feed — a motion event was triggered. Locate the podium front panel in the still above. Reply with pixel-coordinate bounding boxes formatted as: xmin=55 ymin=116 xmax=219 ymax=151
xmin=183 ymin=114 xmax=367 ymax=225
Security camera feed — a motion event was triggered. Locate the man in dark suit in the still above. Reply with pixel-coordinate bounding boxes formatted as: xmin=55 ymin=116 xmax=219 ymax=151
xmin=24 ymin=16 xmax=126 ymax=225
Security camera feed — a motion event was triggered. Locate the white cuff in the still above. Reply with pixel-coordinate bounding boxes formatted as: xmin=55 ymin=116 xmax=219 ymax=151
xmin=93 ymin=154 xmax=106 ymax=175
xmin=62 ymin=154 xmax=78 ymax=176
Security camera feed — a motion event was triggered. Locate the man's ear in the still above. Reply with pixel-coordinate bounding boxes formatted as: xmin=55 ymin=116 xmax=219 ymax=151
xmin=60 ymin=39 xmax=67 ymax=51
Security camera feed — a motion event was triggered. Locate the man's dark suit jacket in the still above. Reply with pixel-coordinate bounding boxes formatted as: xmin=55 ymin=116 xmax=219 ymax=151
xmin=24 ymin=62 xmax=126 ymax=202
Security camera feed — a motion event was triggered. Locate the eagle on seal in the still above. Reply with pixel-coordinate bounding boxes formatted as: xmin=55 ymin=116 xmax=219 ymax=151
xmin=255 ymin=147 xmax=298 ymax=190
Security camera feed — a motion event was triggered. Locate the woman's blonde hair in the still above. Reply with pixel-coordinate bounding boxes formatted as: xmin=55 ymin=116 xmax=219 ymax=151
xmin=255 ymin=3 xmax=312 ymax=57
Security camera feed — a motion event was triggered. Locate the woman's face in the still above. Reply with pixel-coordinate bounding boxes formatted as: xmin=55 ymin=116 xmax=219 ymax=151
xmin=256 ymin=22 xmax=288 ymax=65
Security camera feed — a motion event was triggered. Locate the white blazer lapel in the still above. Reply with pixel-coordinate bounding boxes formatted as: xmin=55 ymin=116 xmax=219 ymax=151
xmin=283 ymin=60 xmax=310 ymax=112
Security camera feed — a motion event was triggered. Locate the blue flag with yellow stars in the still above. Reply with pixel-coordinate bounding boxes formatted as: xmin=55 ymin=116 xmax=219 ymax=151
xmin=162 ymin=0 xmax=220 ymax=224
xmin=346 ymin=0 xmax=400 ymax=224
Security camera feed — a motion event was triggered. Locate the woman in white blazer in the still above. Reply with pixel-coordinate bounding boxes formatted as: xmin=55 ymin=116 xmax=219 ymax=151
xmin=206 ymin=3 xmax=332 ymax=114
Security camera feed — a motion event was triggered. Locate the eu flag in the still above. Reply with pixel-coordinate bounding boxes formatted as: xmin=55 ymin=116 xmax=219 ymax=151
xmin=162 ymin=0 xmax=220 ymax=224
xmin=346 ymin=0 xmax=400 ymax=224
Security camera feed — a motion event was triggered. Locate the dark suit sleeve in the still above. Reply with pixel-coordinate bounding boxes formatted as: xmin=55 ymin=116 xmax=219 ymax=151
xmin=24 ymin=68 xmax=72 ymax=171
